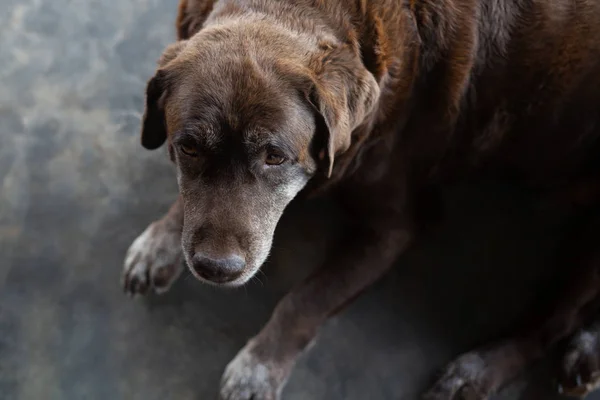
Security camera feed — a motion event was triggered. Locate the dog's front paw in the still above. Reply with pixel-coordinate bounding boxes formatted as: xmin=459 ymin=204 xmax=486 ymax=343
xmin=423 ymin=352 xmax=494 ymax=400
xmin=220 ymin=343 xmax=286 ymax=400
xmin=558 ymin=325 xmax=600 ymax=398
xmin=122 ymin=221 xmax=183 ymax=296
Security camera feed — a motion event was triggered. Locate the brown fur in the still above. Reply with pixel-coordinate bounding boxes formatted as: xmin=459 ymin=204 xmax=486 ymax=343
xmin=121 ymin=0 xmax=600 ymax=398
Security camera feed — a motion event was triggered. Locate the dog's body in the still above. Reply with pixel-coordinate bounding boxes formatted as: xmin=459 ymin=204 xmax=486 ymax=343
xmin=122 ymin=0 xmax=600 ymax=398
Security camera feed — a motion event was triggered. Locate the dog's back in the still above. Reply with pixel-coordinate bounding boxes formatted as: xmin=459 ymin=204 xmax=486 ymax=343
xmin=460 ymin=0 xmax=600 ymax=184
xmin=393 ymin=0 xmax=600 ymax=188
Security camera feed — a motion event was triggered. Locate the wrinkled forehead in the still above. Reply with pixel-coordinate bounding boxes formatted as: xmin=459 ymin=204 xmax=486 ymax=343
xmin=181 ymin=66 xmax=284 ymax=127
xmin=165 ymin=54 xmax=313 ymax=148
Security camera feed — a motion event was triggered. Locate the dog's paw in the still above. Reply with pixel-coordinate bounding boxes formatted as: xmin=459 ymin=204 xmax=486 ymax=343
xmin=220 ymin=344 xmax=285 ymax=400
xmin=423 ymin=352 xmax=494 ymax=400
xmin=558 ymin=326 xmax=600 ymax=398
xmin=122 ymin=221 xmax=183 ymax=296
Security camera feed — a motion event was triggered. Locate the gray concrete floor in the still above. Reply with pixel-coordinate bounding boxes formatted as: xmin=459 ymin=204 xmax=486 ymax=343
xmin=1 ymin=0 xmax=599 ymax=399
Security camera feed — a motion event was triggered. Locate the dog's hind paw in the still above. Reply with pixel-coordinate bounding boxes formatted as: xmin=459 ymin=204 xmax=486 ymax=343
xmin=122 ymin=221 xmax=183 ymax=296
xmin=220 ymin=343 xmax=285 ymax=400
xmin=557 ymin=324 xmax=600 ymax=398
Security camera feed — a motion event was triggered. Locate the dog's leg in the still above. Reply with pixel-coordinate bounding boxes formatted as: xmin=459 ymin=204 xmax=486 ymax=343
xmin=424 ymin=220 xmax=600 ymax=400
xmin=220 ymin=221 xmax=413 ymax=400
xmin=123 ymin=196 xmax=184 ymax=296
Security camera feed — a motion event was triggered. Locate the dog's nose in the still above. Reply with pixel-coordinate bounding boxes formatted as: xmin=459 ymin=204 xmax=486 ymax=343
xmin=190 ymin=254 xmax=245 ymax=283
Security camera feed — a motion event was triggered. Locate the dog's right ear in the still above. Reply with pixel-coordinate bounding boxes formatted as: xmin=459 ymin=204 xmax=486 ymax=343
xmin=140 ymin=41 xmax=187 ymax=150
xmin=140 ymin=70 xmax=168 ymax=150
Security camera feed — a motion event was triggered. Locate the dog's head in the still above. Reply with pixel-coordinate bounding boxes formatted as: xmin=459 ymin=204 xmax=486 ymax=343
xmin=140 ymin=20 xmax=379 ymax=286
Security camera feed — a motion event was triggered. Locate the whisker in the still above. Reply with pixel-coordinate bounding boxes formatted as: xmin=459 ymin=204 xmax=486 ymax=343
xmin=183 ymin=269 xmax=195 ymax=282
xmin=252 ymin=275 xmax=264 ymax=287
xmin=257 ymin=269 xmax=268 ymax=285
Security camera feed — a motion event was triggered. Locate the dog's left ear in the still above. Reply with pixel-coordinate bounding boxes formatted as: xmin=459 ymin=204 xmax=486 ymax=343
xmin=308 ymin=45 xmax=380 ymax=177
xmin=140 ymin=41 xmax=188 ymax=150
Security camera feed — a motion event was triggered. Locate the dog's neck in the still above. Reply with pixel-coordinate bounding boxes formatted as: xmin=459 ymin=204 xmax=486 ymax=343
xmin=326 ymin=0 xmax=484 ymax=188
xmin=301 ymin=0 xmax=477 ymax=193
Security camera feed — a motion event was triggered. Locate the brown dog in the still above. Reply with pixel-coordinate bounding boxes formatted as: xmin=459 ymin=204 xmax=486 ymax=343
xmin=122 ymin=0 xmax=600 ymax=398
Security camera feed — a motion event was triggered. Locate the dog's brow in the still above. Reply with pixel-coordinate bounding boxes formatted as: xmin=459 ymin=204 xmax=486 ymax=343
xmin=180 ymin=125 xmax=222 ymax=149
xmin=243 ymin=128 xmax=267 ymax=144
xmin=245 ymin=127 xmax=299 ymax=154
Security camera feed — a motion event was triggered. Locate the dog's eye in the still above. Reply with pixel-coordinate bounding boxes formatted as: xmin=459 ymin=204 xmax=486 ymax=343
xmin=180 ymin=143 xmax=198 ymax=157
xmin=265 ymin=151 xmax=286 ymax=166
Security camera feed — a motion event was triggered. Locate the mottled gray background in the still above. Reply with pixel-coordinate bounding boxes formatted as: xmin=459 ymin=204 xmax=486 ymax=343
xmin=0 ymin=0 xmax=596 ymax=399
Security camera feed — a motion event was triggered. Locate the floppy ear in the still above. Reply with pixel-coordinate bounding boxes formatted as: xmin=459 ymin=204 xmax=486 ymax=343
xmin=140 ymin=41 xmax=188 ymax=150
xmin=308 ymin=46 xmax=380 ymax=177
xmin=140 ymin=71 xmax=168 ymax=149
